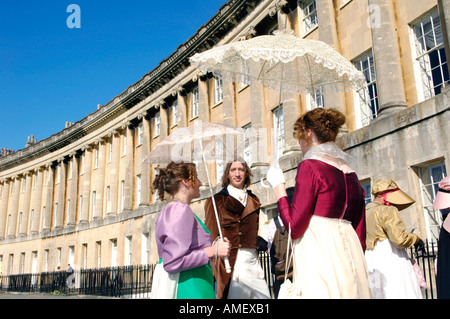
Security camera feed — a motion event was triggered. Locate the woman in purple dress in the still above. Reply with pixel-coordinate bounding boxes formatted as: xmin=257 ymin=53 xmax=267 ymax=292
xmin=267 ymin=108 xmax=372 ymax=298
xmin=152 ymin=161 xmax=230 ymax=299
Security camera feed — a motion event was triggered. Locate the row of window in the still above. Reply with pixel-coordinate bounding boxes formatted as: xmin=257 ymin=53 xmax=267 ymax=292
xmin=0 ymin=233 xmax=151 ymax=275
xmin=298 ymin=1 xmax=449 ymax=127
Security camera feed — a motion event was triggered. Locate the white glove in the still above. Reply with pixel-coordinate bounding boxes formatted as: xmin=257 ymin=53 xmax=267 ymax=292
xmin=266 ymin=161 xmax=285 ymax=189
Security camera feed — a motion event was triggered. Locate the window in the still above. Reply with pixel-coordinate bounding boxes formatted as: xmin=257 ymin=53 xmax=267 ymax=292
xmin=106 ymin=186 xmax=110 ymax=215
xmin=412 ymin=10 xmax=449 ymax=101
xmin=308 ymin=87 xmax=325 ymax=110
xmin=354 ymin=51 xmax=379 ymax=126
xmin=154 ymin=112 xmax=161 ymax=138
xmin=56 ymin=165 xmax=61 ymax=184
xmin=299 ymin=0 xmax=318 ymax=34
xmin=417 ymin=161 xmax=447 ymax=241
xmin=137 ymin=122 xmax=143 ymax=146
xmin=243 ymin=124 xmax=253 ymax=167
xmin=214 ymin=76 xmax=223 ymax=104
xmin=79 ymin=195 xmax=83 ymax=218
xmin=141 ymin=233 xmax=149 ymax=265
xmin=57 ymin=248 xmax=61 ymax=269
xmin=82 ymin=244 xmax=87 ymax=269
xmin=53 ymin=203 xmax=58 ymax=228
xmin=94 ymin=146 xmax=99 ymax=168
xmin=66 ymin=199 xmax=70 ymax=225
xmin=125 ymin=236 xmax=132 ymax=266
xmin=171 ymin=100 xmax=178 ymax=127
xmin=19 ymin=252 xmax=25 ymax=274
xmin=92 ymin=191 xmax=96 ymax=217
xmin=68 ymin=245 xmax=75 ymax=266
xmin=68 ymin=160 xmax=73 ymax=179
xmin=110 ymin=239 xmax=118 ymax=267
xmin=360 ymin=180 xmax=372 ymax=205
xmin=192 ymin=87 xmax=199 ymax=118
xmin=272 ymin=106 xmax=285 ymax=158
xmin=121 ymin=181 xmax=125 ymax=211
xmin=136 ymin=175 xmax=141 ymax=205
xmin=30 ymin=209 xmax=34 ymax=232
xmin=96 ymin=241 xmax=102 ymax=268
xmin=44 ymin=249 xmax=49 ymax=272
xmin=81 ymin=153 xmax=85 ymax=174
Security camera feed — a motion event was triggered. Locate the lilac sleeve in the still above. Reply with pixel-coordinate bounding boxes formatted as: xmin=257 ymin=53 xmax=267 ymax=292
xmin=156 ymin=204 xmax=210 ymax=274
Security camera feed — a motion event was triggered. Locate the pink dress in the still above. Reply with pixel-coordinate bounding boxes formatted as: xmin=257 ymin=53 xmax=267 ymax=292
xmin=277 ymin=159 xmax=372 ymax=298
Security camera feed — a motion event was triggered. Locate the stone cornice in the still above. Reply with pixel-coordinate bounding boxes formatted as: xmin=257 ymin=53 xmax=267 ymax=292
xmin=0 ymin=0 xmax=263 ymax=173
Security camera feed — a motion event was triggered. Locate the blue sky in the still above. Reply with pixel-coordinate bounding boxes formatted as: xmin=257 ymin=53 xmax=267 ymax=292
xmin=0 ymin=0 xmax=226 ymax=152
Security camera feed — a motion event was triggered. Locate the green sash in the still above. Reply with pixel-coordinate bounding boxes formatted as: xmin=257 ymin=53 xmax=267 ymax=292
xmin=176 ymin=213 xmax=215 ymax=299
xmin=158 ymin=213 xmax=215 ymax=299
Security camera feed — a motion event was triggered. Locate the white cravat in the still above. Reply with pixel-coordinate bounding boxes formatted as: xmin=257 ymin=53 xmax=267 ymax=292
xmin=227 ymin=185 xmax=248 ymax=207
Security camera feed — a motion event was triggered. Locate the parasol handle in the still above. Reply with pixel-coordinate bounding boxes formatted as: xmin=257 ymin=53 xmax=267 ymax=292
xmin=201 ymin=148 xmax=232 ymax=274
xmin=261 ymin=177 xmax=271 ymax=188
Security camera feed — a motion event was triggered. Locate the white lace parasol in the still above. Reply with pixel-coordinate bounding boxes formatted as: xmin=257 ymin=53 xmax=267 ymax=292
xmin=189 ymin=30 xmax=367 ymax=95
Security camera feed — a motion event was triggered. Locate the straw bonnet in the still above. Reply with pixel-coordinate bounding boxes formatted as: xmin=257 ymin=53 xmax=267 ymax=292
xmin=371 ymin=178 xmax=415 ymax=210
xmin=432 ymin=176 xmax=450 ymax=210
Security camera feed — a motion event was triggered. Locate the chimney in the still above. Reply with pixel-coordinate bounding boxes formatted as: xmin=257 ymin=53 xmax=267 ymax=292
xmin=25 ymin=135 xmax=37 ymax=148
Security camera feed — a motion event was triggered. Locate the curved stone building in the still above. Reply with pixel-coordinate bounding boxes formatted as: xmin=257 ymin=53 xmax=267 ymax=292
xmin=0 ymin=0 xmax=448 ymax=276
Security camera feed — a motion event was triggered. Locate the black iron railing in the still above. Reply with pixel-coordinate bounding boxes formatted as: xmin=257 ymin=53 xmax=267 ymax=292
xmin=0 ymin=242 xmax=438 ymax=298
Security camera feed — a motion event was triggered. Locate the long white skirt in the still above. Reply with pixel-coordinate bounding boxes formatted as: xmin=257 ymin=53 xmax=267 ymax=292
xmin=227 ymin=248 xmax=271 ymax=299
xmin=365 ymin=239 xmax=422 ymax=299
xmin=291 ymin=216 xmax=372 ymax=298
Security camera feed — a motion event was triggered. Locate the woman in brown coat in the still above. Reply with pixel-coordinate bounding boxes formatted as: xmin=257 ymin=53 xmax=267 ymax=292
xmin=205 ymin=160 xmax=270 ymax=299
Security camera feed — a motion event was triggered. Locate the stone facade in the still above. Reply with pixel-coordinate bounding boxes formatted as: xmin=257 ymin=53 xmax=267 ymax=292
xmin=0 ymin=0 xmax=448 ymax=275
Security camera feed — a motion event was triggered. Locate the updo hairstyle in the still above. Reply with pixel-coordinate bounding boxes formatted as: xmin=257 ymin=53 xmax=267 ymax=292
xmin=152 ymin=161 xmax=197 ymax=201
xmin=293 ymin=108 xmax=346 ymax=143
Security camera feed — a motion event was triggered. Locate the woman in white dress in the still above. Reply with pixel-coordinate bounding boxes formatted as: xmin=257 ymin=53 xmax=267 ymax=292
xmin=365 ymin=178 xmax=424 ymax=299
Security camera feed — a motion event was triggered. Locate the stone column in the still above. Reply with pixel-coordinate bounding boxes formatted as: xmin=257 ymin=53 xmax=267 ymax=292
xmin=55 ymin=158 xmax=66 ymax=228
xmin=67 ymin=154 xmax=78 ymax=225
xmin=19 ymin=172 xmax=33 ymax=236
xmin=0 ymin=178 xmax=11 ymax=239
xmin=195 ymin=75 xmax=211 ymax=187
xmin=315 ymin=0 xmax=348 ymax=128
xmin=94 ymin=139 xmax=106 ymax=219
xmin=281 ymin=92 xmax=302 ymax=155
xmin=7 ymin=175 xmax=21 ymax=238
xmin=30 ymin=168 xmax=43 ymax=234
xmin=139 ymin=113 xmax=151 ymax=206
xmin=42 ymin=164 xmax=54 ymax=232
xmin=368 ymin=0 xmax=407 ymax=118
xmin=80 ymin=145 xmax=92 ymax=223
xmin=123 ymin=123 xmax=134 ymax=213
xmin=108 ymin=130 xmax=120 ymax=216
xmin=222 ymin=81 xmax=236 ymax=126
xmin=250 ymin=82 xmax=270 ymax=168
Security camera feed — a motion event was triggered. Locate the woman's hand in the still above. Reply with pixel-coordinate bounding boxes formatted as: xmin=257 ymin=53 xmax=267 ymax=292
xmin=205 ymin=237 xmax=231 ymax=258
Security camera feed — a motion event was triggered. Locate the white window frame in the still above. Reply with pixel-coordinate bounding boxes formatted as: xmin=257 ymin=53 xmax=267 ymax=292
xmin=171 ymin=100 xmax=178 ymax=127
xmin=411 ymin=9 xmax=449 ymax=102
xmin=154 ymin=111 xmax=161 ymax=138
xmin=299 ymin=0 xmax=318 ymax=35
xmin=214 ymin=76 xmax=223 ymax=104
xmin=353 ymin=50 xmax=379 ymax=128
xmin=417 ymin=161 xmax=447 ymax=242
xmin=192 ymin=87 xmax=199 ymax=118
xmin=137 ymin=122 xmax=143 ymax=146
